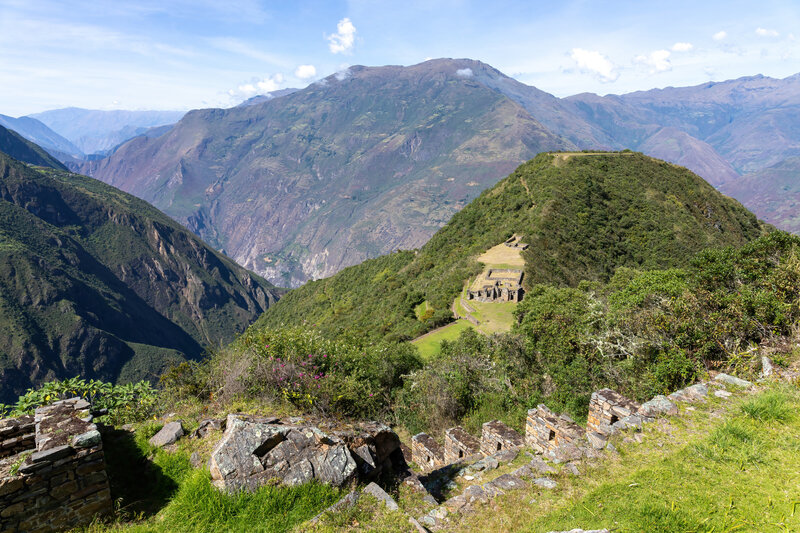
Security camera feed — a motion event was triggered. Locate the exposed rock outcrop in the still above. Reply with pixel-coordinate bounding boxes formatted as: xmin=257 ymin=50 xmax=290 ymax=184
xmin=209 ymin=415 xmax=405 ymax=492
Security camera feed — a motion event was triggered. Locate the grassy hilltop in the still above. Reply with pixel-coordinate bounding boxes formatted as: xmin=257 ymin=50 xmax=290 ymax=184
xmin=257 ymin=151 xmax=766 ymax=343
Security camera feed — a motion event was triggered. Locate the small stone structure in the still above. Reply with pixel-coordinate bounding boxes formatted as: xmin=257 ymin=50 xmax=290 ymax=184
xmin=209 ymin=414 xmax=406 ymax=492
xmin=480 ymin=420 xmax=524 ymax=455
xmin=586 ymin=389 xmax=641 ymax=436
xmin=444 ymin=426 xmax=481 ymax=463
xmin=467 ymin=269 xmax=525 ymax=303
xmin=0 ymin=398 xmax=111 ymax=532
xmin=503 ymin=235 xmax=529 ymax=250
xmin=525 ymin=405 xmax=586 ymax=457
xmin=411 ymin=433 xmax=444 ymax=472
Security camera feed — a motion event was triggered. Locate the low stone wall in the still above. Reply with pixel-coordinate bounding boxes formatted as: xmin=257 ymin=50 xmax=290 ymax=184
xmin=480 ymin=421 xmax=524 ymax=455
xmin=0 ymin=415 xmax=34 ymax=459
xmin=587 ymin=389 xmax=640 ymax=436
xmin=411 ymin=433 xmax=444 ymax=472
xmin=0 ymin=398 xmax=111 ymax=533
xmin=444 ymin=426 xmax=481 ymax=463
xmin=526 ymin=404 xmax=586 ymax=458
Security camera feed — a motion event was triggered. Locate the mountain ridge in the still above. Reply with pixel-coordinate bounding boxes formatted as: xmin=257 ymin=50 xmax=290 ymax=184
xmin=0 ymin=150 xmax=282 ymax=401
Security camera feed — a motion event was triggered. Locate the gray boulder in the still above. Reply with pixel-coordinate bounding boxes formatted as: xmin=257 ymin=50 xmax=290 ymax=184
xmin=149 ymin=421 xmax=184 ymax=447
xmin=761 ymin=356 xmax=774 ymax=378
xmin=639 ymin=395 xmax=678 ymax=417
xmin=669 ymin=383 xmax=708 ymax=402
xmin=714 ymin=373 xmax=752 ymax=388
xmin=209 ymin=415 xmax=404 ymax=493
xmin=363 ymin=482 xmax=399 ymax=511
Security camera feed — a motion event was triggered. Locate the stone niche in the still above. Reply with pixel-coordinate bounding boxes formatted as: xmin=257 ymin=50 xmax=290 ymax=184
xmin=525 ymin=404 xmax=586 ymax=457
xmin=411 ymin=433 xmax=444 ymax=472
xmin=0 ymin=398 xmax=111 ymax=533
xmin=480 ymin=420 xmax=524 ymax=456
xmin=443 ymin=426 xmax=481 ymax=464
xmin=586 ymin=389 xmax=641 ymax=435
xmin=209 ymin=414 xmax=406 ymax=492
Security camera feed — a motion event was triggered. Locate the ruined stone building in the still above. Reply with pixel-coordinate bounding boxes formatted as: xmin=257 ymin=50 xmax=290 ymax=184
xmin=466 ymin=269 xmax=524 ymax=303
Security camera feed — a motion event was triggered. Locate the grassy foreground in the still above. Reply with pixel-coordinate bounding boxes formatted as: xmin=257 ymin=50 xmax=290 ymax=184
xmin=456 ymin=384 xmax=800 ymax=533
xmin=302 ymin=383 xmax=800 ymax=532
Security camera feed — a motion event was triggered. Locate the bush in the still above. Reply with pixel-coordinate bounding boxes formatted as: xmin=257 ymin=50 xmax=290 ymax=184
xmin=1 ymin=377 xmax=159 ymax=424
xmin=209 ymin=327 xmax=421 ymax=419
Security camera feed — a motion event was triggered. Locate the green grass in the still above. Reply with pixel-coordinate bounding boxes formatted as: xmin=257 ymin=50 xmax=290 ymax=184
xmin=411 ymin=320 xmax=475 ymax=359
xmin=469 ymin=300 xmax=517 ymax=334
xmin=452 ymin=384 xmax=800 ymax=533
xmin=86 ymin=423 xmax=341 ymax=532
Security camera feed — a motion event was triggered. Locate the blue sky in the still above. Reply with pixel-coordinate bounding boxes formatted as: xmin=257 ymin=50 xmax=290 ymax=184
xmin=1 ymin=0 xmax=799 ymax=116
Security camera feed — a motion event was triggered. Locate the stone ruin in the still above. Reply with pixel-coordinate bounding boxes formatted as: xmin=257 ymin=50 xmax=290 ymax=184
xmin=586 ymin=388 xmax=641 ymax=437
xmin=443 ymin=426 xmax=481 ymax=463
xmin=480 ymin=420 xmax=524 ymax=455
xmin=209 ymin=414 xmax=408 ymax=492
xmin=503 ymin=235 xmax=529 ymax=250
xmin=466 ymin=269 xmax=525 ymax=303
xmin=525 ymin=404 xmax=587 ymax=460
xmin=0 ymin=398 xmax=111 ymax=533
xmin=411 ymin=433 xmax=444 ymax=473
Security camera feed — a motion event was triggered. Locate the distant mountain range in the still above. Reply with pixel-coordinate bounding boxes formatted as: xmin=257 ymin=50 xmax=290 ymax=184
xmin=0 ymin=113 xmax=82 ymax=159
xmin=0 ymin=135 xmax=282 ymax=401
xmin=65 ymin=59 xmax=800 ymax=286
xmin=29 ymin=108 xmax=185 ymax=156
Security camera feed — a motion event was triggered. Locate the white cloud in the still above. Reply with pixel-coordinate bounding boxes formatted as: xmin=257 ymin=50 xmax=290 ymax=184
xmin=334 ymin=67 xmax=351 ymax=81
xmin=570 ymin=48 xmax=619 ymax=82
xmin=456 ymin=68 xmax=473 ymax=77
xmin=327 ymin=17 xmax=356 ymax=54
xmin=294 ymin=64 xmax=317 ymax=79
xmin=713 ymin=30 xmax=727 ymax=41
xmin=635 ymin=49 xmax=672 ymax=73
xmin=756 ymin=27 xmax=779 ymax=37
xmin=228 ymin=73 xmax=284 ymax=99
xmin=671 ymin=42 xmax=693 ymax=52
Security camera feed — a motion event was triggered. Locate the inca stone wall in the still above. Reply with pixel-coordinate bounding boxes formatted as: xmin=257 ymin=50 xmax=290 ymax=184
xmin=525 ymin=404 xmax=586 ymax=458
xmin=480 ymin=420 xmax=524 ymax=455
xmin=444 ymin=426 xmax=481 ymax=463
xmin=586 ymin=388 xmax=641 ymax=436
xmin=0 ymin=398 xmax=111 ymax=533
xmin=411 ymin=433 xmax=444 ymax=472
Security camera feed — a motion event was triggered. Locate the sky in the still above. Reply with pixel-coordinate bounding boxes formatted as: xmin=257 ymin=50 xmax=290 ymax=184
xmin=1 ymin=0 xmax=799 ymax=116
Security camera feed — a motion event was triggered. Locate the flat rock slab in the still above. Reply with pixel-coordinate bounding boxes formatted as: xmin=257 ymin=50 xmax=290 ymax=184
xmin=486 ymin=473 xmax=526 ymax=491
xmin=715 ymin=390 xmax=733 ymax=399
xmin=715 ymin=373 xmax=752 ymax=388
xmin=149 ymin=421 xmax=184 ymax=447
xmin=669 ymin=383 xmax=708 ymax=403
xmin=533 ymin=477 xmax=558 ymax=489
xmin=362 ymin=482 xmax=399 ymax=511
xmin=639 ymin=395 xmax=678 ymax=417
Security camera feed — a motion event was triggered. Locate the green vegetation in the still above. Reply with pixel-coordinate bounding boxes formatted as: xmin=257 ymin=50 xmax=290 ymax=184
xmin=411 ymin=320 xmax=474 ymax=359
xmin=0 ymin=124 xmax=66 ymax=170
xmin=87 ymin=420 xmax=340 ymax=532
xmin=259 ymin=152 xmax=765 ymax=343
xmin=0 ymin=377 xmax=159 ymax=425
xmin=0 ymin=151 xmax=280 ymax=402
xmin=460 ymin=386 xmax=800 ymax=533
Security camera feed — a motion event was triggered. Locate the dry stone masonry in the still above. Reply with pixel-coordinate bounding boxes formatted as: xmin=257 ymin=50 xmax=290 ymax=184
xmin=0 ymin=398 xmax=111 ymax=533
xmin=411 ymin=433 xmax=444 ymax=472
xmin=586 ymin=388 xmax=641 ymax=436
xmin=412 ymin=377 xmax=759 ymax=529
xmin=480 ymin=420 xmax=524 ymax=455
xmin=444 ymin=426 xmax=481 ymax=463
xmin=526 ymin=405 xmax=588 ymax=459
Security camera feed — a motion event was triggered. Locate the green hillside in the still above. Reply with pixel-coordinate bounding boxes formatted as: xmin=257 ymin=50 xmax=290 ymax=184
xmin=256 ymin=152 xmax=766 ymax=342
xmin=0 ymin=151 xmax=282 ymax=401
xmin=0 ymin=124 xmax=66 ymax=170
